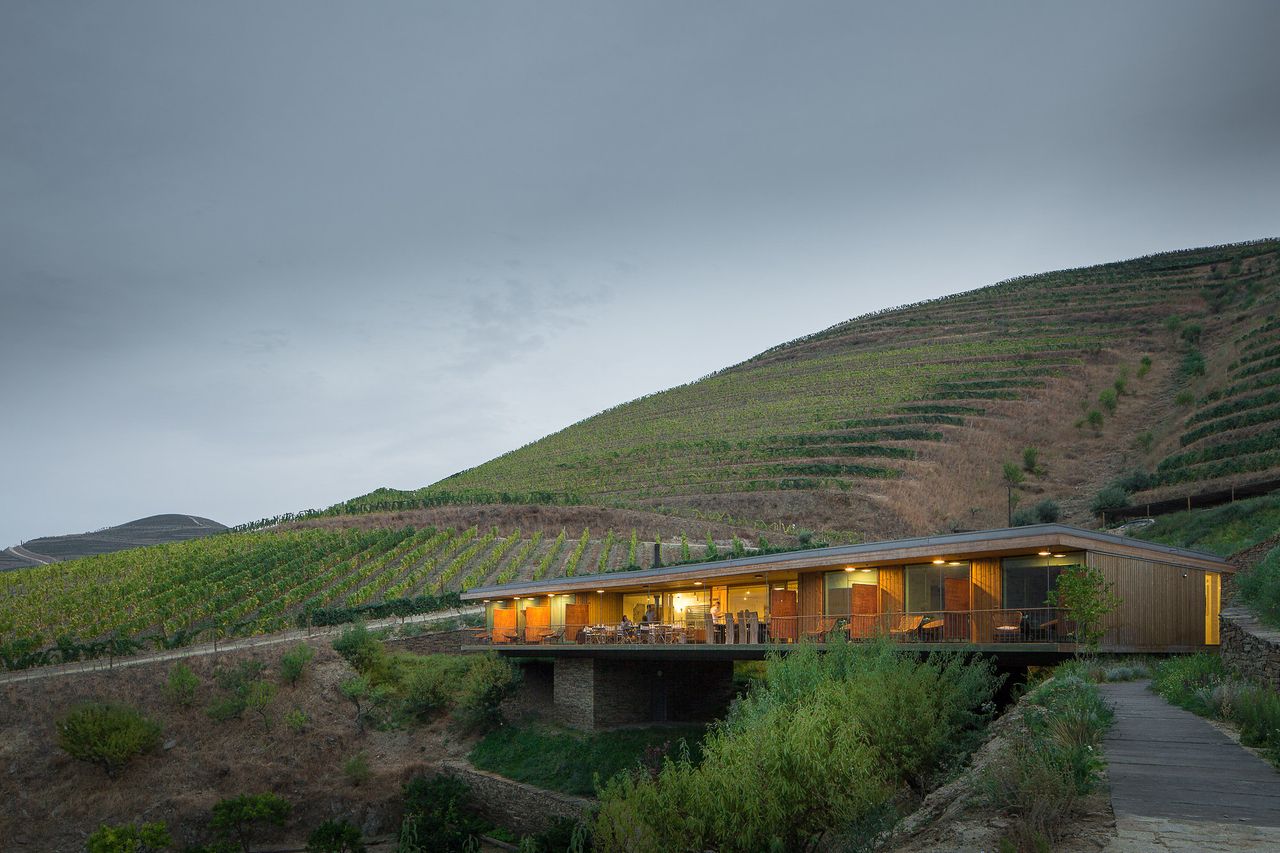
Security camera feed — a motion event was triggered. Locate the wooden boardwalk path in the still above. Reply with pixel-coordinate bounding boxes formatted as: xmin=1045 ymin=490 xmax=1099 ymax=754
xmin=1100 ymin=680 xmax=1280 ymax=851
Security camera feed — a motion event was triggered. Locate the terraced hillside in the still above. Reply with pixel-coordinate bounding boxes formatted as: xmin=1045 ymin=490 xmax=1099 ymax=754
xmin=0 ymin=514 xmax=226 ymax=571
xmin=349 ymin=240 xmax=1280 ymax=536
xmin=0 ymin=516 xmax=770 ymax=663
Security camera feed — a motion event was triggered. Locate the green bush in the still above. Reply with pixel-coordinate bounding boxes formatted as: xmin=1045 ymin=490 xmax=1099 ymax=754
xmin=285 ymin=707 xmax=310 ymax=733
xmin=165 ymin=663 xmax=199 ymax=707
xmin=1098 ymin=388 xmax=1118 ymax=414
xmin=1021 ymin=446 xmax=1040 ymax=474
xmin=1012 ymin=499 xmax=1061 ymax=526
xmin=306 ymin=818 xmax=365 ymax=853
xmin=1180 ymin=349 xmax=1206 ymax=378
xmin=343 ymin=751 xmax=371 ymax=786
xmin=245 ymin=680 xmax=276 ymax=728
xmin=333 ymin=624 xmax=386 ymax=675
xmin=592 ymin=640 xmax=999 ymax=852
xmin=1089 ymin=485 xmax=1129 ymax=516
xmin=454 ymin=652 xmax=522 ymax=732
xmin=280 ymin=644 xmax=315 ymax=686
xmin=56 ymin=702 xmax=162 ymax=777
xmin=210 ymin=793 xmax=292 ymax=853
xmin=398 ymin=775 xmax=486 ymax=853
xmin=86 ymin=821 xmax=172 ymax=853
xmin=981 ymin=674 xmax=1112 ymax=851
xmin=1137 ymin=355 xmax=1152 ymax=377
xmin=401 ymin=655 xmax=470 ymax=720
xmin=207 ymin=695 xmax=247 ymax=722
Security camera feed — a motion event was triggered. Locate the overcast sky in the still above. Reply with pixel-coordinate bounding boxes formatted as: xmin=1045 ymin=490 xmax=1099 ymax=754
xmin=2 ymin=1 xmax=1278 ymax=545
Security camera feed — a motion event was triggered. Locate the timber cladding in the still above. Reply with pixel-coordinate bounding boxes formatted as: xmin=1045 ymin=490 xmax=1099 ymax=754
xmin=1089 ymin=552 xmax=1209 ymax=650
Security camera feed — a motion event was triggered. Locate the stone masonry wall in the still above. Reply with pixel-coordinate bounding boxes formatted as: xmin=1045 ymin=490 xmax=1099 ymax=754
xmin=442 ymin=760 xmax=590 ymax=836
xmin=553 ymin=657 xmax=595 ymax=728
xmin=1220 ymin=606 xmax=1280 ymax=690
xmin=387 ymin=627 xmax=475 ymax=655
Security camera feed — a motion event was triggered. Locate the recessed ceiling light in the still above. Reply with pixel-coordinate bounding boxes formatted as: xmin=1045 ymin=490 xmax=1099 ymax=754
xmin=1038 ymin=551 xmax=1052 ymax=556
xmin=948 ymin=562 xmax=962 ymax=566
xmin=859 ymin=568 xmax=872 ymax=573
xmin=844 ymin=566 xmax=856 ymax=573
xmin=1052 ymin=553 xmax=1066 ymax=558
xmin=596 ymin=589 xmax=604 ymax=593
xmin=774 ymin=586 xmax=785 ymax=590
xmin=932 ymin=559 xmax=945 ymax=565
xmin=694 ymin=581 xmax=703 ymax=586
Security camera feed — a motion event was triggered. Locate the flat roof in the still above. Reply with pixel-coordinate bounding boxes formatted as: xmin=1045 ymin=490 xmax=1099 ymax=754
xmin=460 ymin=523 xmax=1233 ymax=600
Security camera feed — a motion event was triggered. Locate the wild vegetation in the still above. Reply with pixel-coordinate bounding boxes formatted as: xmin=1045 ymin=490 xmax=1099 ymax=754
xmin=591 ymin=639 xmax=1001 ymax=852
xmin=1151 ymin=654 xmax=1280 ymax=766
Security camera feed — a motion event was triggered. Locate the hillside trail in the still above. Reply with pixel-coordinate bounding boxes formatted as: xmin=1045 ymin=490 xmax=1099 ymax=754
xmin=0 ymin=605 xmax=484 ymax=686
xmin=1100 ymin=680 xmax=1280 ymax=852
xmin=7 ymin=544 xmax=53 ymax=564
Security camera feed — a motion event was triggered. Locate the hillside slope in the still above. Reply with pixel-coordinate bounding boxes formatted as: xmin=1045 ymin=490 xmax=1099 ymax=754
xmin=351 ymin=240 xmax=1280 ymax=538
xmin=1 ymin=514 xmax=226 ymax=571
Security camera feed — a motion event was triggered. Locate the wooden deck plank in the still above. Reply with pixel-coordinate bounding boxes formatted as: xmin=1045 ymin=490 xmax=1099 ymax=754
xmin=1100 ymin=680 xmax=1280 ymax=827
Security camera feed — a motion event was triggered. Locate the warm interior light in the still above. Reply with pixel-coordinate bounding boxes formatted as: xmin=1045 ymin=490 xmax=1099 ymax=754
xmin=844 ymin=566 xmax=856 ymax=573
xmin=1038 ymin=550 xmax=1051 ymax=556
xmin=1052 ymin=553 xmax=1066 ymax=558
xmin=694 ymin=581 xmax=703 ymax=585
xmin=774 ymin=586 xmax=785 ymax=591
xmin=932 ymin=559 xmax=945 ymax=565
xmin=859 ymin=568 xmax=873 ymax=572
xmin=948 ymin=562 xmax=962 ymax=566
xmin=482 ymin=599 xmax=490 ymax=603
xmin=596 ymin=589 xmax=604 ymax=594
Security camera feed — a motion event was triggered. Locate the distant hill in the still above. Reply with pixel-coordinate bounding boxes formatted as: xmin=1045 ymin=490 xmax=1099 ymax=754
xmin=1 ymin=514 xmax=226 ymax=571
xmin=341 ymin=240 xmax=1280 ymax=539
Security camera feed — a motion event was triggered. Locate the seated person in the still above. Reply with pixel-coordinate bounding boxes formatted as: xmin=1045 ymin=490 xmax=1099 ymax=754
xmin=709 ymin=602 xmax=723 ymax=621
xmin=620 ymin=614 xmax=635 ymax=634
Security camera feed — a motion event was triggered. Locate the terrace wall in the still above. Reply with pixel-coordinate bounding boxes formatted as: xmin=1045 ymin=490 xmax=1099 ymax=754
xmin=1220 ymin=606 xmax=1280 ymax=690
xmin=441 ymin=760 xmax=589 ymax=835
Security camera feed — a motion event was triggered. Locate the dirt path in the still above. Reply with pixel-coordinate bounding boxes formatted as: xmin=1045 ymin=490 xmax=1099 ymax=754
xmin=1100 ymin=680 xmax=1280 ymax=851
xmin=0 ymin=605 xmax=483 ymax=685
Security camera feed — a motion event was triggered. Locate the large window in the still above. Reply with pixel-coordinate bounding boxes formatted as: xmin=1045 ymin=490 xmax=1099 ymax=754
xmin=1002 ymin=552 xmax=1084 ymax=609
xmin=824 ymin=569 xmax=880 ymax=616
xmin=905 ymin=562 xmax=970 ymax=612
xmin=727 ymin=584 xmax=767 ymax=617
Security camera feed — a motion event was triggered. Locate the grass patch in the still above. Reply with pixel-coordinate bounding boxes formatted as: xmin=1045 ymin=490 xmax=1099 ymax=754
xmin=469 ymin=722 xmax=707 ymax=797
xmin=1132 ymin=493 xmax=1280 ymax=556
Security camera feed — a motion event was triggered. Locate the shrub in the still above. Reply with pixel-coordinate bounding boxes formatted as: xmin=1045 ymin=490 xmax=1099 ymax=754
xmin=1180 ymin=349 xmax=1206 ymax=378
xmin=207 ymin=695 xmax=247 ymax=722
xmin=1237 ymin=545 xmax=1280 ymax=628
xmin=1137 ymin=355 xmax=1153 ymax=378
xmin=210 ymin=793 xmax=292 ymax=853
xmin=1134 ymin=430 xmax=1154 ymax=453
xmin=398 ymin=775 xmax=486 ymax=853
xmin=333 ymin=624 xmax=386 ymax=675
xmin=982 ymin=674 xmax=1111 ymax=850
xmin=86 ymin=821 xmax=172 ymax=853
xmin=1013 ymin=498 xmax=1061 ymax=526
xmin=56 ymin=702 xmax=162 ymax=777
xmin=1181 ymin=323 xmax=1203 ymax=345
xmin=1021 ymin=446 xmax=1040 ymax=474
xmin=1001 ymin=462 xmax=1025 ymax=486
xmin=280 ymin=644 xmax=315 ymax=686
xmin=1098 ymin=388 xmax=1118 ymax=414
xmin=593 ymin=640 xmax=999 ymax=852
xmin=402 ymin=655 xmax=470 ymax=720
xmin=1089 ymin=485 xmax=1129 ymax=516
xmin=165 ymin=663 xmax=199 ymax=708
xmin=343 ymin=751 xmax=372 ymax=786
xmin=215 ymin=659 xmax=265 ymax=692
xmin=1086 ymin=409 xmax=1104 ymax=431
xmin=307 ymin=819 xmax=365 ymax=853
xmin=454 ymin=653 xmax=522 ymax=732
xmin=285 ymin=708 xmax=310 ymax=733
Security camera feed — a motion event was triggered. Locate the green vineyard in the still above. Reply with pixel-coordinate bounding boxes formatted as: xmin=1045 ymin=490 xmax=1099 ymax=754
xmin=0 ymin=523 xmax=743 ymax=667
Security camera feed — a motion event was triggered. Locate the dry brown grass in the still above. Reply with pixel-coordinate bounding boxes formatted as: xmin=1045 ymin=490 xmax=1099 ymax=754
xmin=0 ymin=640 xmax=472 ymax=851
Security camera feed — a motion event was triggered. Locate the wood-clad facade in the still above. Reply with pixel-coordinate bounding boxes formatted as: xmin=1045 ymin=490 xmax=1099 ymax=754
xmin=467 ymin=524 xmax=1233 ymax=654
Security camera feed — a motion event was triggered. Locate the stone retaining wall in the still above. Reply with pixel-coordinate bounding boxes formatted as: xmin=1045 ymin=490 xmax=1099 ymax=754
xmin=387 ymin=628 xmax=475 ymax=655
xmin=1220 ymin=606 xmax=1280 ymax=690
xmin=441 ymin=760 xmax=590 ymax=835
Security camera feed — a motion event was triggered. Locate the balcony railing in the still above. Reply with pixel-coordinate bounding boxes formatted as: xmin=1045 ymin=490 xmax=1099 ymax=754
xmin=473 ymin=607 xmax=1073 ymax=647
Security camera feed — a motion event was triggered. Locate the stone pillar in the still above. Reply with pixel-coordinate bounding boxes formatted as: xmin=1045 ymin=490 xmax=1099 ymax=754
xmin=552 ymin=657 xmax=736 ymax=730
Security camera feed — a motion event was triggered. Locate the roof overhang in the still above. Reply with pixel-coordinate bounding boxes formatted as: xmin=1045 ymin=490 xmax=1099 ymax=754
xmin=460 ymin=523 xmax=1234 ymax=601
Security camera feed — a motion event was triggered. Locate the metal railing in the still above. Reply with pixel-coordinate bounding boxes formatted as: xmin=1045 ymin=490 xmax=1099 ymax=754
xmin=474 ymin=607 xmax=1072 ymax=647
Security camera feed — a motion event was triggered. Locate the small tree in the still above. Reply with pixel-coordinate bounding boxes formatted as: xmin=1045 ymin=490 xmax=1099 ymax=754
xmin=245 ymin=679 xmax=276 ymax=730
xmin=1001 ymin=462 xmax=1025 ymax=487
xmin=1086 ymin=410 xmax=1104 ymax=432
xmin=280 ymin=644 xmax=315 ymax=686
xmin=307 ymin=819 xmax=366 ymax=853
xmin=341 ymin=676 xmax=372 ymax=733
xmin=1098 ymin=388 xmax=1118 ymax=414
xmin=1021 ymin=447 xmax=1041 ymax=475
xmin=165 ymin=663 xmax=199 ymax=708
xmin=86 ymin=821 xmax=172 ymax=853
xmin=210 ymin=793 xmax=292 ymax=853
xmin=679 ymin=533 xmax=691 ymax=562
xmin=704 ymin=534 xmax=719 ymax=560
xmin=57 ymin=703 xmax=162 ymax=778
xmin=454 ymin=653 xmax=521 ymax=732
xmin=1049 ymin=564 xmax=1122 ymax=655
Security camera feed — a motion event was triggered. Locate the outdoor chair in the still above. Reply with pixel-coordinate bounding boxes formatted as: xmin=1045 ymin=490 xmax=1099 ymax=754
xmin=704 ymin=613 xmax=716 ymax=645
xmin=993 ymin=611 xmax=1025 ymax=642
xmin=746 ymin=611 xmax=760 ymax=644
xmin=724 ymin=612 xmax=736 ymax=644
xmin=538 ymin=627 xmax=565 ymax=645
xmin=803 ymin=617 xmax=836 ymax=642
xmin=885 ymin=614 xmax=925 ymax=641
